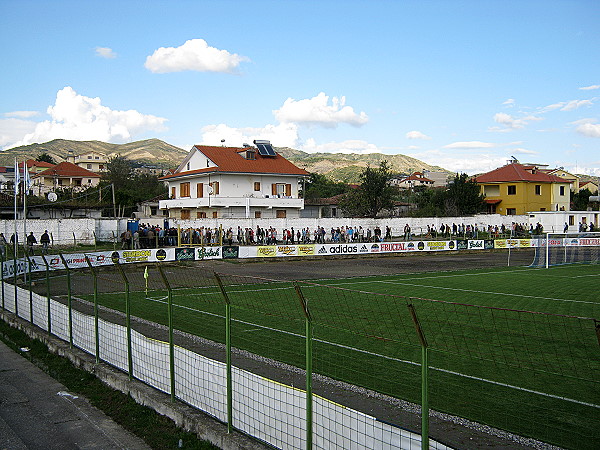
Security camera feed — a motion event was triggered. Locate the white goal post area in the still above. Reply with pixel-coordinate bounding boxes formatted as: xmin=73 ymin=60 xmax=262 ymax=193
xmin=530 ymin=232 xmax=600 ymax=268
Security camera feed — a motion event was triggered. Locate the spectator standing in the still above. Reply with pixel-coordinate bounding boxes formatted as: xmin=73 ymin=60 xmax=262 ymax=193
xmin=0 ymin=233 xmax=6 ymax=259
xmin=27 ymin=232 xmax=37 ymax=255
xmin=40 ymin=230 xmax=50 ymax=254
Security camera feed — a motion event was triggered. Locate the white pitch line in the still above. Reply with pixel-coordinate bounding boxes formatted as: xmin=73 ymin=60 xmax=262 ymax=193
xmin=372 ymin=280 xmax=597 ymax=305
xmin=140 ymin=295 xmax=599 ymax=410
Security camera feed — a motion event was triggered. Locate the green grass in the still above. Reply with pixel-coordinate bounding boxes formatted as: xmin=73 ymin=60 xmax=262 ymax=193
xmin=83 ymin=263 xmax=600 ymax=449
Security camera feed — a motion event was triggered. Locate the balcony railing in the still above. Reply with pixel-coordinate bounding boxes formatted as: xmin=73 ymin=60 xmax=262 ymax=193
xmin=159 ymin=195 xmax=304 ymax=209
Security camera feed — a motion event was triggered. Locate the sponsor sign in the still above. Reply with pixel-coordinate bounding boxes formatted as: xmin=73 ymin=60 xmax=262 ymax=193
xmin=484 ymin=240 xmax=495 ymax=250
xmin=297 ymin=245 xmax=315 ymax=256
xmin=467 ymin=240 xmax=484 ymax=250
xmin=197 ymin=246 xmax=221 ymax=260
xmin=121 ymin=250 xmax=152 ymax=263
xmin=276 ymin=245 xmax=298 ymax=257
xmin=494 ymin=239 xmax=534 ymax=249
xmin=456 ymin=240 xmax=468 ymax=250
xmin=156 ymin=249 xmax=167 ymax=260
xmin=257 ymin=246 xmax=277 ymax=257
xmin=222 ymin=246 xmax=239 ymax=259
xmin=426 ymin=241 xmax=452 ymax=251
xmin=580 ymin=238 xmax=600 ymax=246
xmin=175 ymin=248 xmax=195 ymax=261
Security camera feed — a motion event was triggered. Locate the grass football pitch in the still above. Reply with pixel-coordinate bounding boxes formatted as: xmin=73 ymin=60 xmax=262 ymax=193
xmin=81 ymin=262 xmax=599 ymax=449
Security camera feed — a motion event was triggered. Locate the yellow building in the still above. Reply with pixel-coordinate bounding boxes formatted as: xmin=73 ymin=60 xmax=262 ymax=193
xmin=545 ymin=168 xmax=579 ymax=191
xmin=475 ymin=163 xmax=571 ymax=215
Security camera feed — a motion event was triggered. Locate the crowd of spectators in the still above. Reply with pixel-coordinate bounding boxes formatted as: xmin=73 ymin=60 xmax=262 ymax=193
xmin=118 ymin=221 xmax=552 ymax=249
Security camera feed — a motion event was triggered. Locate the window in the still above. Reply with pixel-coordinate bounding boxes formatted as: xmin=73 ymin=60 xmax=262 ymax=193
xmin=87 ymin=164 xmax=92 ymax=169
xmin=272 ymin=183 xmax=292 ymax=196
xmin=506 ymin=208 xmax=516 ymax=215
xmin=196 ymin=183 xmax=203 ymax=198
xmin=254 ymin=182 xmax=261 ymax=191
xmin=246 ymin=150 xmax=255 ymax=160
xmin=507 ymin=185 xmax=516 ymax=195
xmin=187 ymin=162 xmax=190 ymax=171
xmin=99 ymin=164 xmax=104 ymax=170
xmin=212 ymin=211 xmax=218 ymax=218
xmin=88 ymin=156 xmax=92 ymax=159
xmin=209 ymin=181 xmax=219 ymax=194
xmin=535 ymin=185 xmax=541 ymax=195
xmin=255 ymin=211 xmax=261 ymax=218
xmin=180 ymin=182 xmax=190 ymax=197
xmin=569 ymin=215 xmax=575 ymax=226
xmin=197 ymin=211 xmax=206 ymax=218
xmin=560 ymin=186 xmax=565 ymax=196
xmin=181 ymin=209 xmax=190 ymax=220
xmin=276 ymin=210 xmax=286 ymax=218
xmin=87 ymin=179 xmax=92 ymax=184
xmin=332 ymin=207 xmax=337 ymax=217
xmin=171 ymin=187 xmax=176 ymax=198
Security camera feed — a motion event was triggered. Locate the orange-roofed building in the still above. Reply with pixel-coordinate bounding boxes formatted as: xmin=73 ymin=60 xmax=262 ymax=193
xmin=159 ymin=141 xmax=309 ymax=220
xmin=32 ymin=161 xmax=101 ymax=195
xmin=19 ymin=159 xmax=55 ymax=174
xmin=474 ymin=162 xmax=571 ymax=215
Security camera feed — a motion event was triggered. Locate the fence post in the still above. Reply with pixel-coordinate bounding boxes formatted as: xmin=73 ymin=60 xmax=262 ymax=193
xmin=93 ymin=231 xmax=97 ymax=252
xmin=1 ymin=251 xmax=4 ymax=310
xmin=58 ymin=253 xmax=73 ymax=348
xmin=407 ymin=302 xmax=429 ymax=450
xmin=40 ymin=254 xmax=51 ymax=335
xmin=294 ymin=282 xmax=313 ymax=450
xmin=13 ymin=244 xmax=19 ymax=317
xmin=84 ymin=255 xmax=100 ymax=364
xmin=156 ymin=263 xmax=176 ymax=402
xmin=213 ymin=272 xmax=233 ymax=433
xmin=24 ymin=249 xmax=33 ymax=324
xmin=114 ymin=260 xmax=133 ymax=380
xmin=72 ymin=232 xmax=77 ymax=247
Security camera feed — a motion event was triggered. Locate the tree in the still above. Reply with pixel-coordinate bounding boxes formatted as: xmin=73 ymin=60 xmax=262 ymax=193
xmin=36 ymin=152 xmax=56 ymax=164
xmin=411 ymin=173 xmax=485 ymax=217
xmin=571 ymin=188 xmax=593 ymax=211
xmin=339 ymin=161 xmax=396 ymax=217
xmin=301 ymin=173 xmax=348 ymax=199
xmin=102 ymin=156 xmax=133 ymax=190
xmin=445 ymin=173 xmax=486 ymax=216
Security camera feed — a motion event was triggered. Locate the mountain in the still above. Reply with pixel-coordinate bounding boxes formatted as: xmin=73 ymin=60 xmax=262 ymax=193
xmin=275 ymin=147 xmax=451 ymax=183
xmin=2 ymin=139 xmax=451 ymax=183
xmin=0 ymin=139 xmax=188 ymax=168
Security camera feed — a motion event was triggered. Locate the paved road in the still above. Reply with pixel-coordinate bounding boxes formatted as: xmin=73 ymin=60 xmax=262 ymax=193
xmin=0 ymin=340 xmax=151 ymax=450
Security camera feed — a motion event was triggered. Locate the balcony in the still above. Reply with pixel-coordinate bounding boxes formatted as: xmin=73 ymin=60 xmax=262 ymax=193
xmin=159 ymin=195 xmax=304 ymax=210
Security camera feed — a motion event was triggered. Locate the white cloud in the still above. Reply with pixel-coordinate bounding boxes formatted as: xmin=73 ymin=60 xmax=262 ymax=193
xmin=144 ymin=39 xmax=249 ymax=74
xmin=511 ymin=148 xmax=539 ymax=155
xmin=579 ymin=85 xmax=599 ymax=91
xmin=493 ymin=112 xmax=542 ymax=130
xmin=95 ymin=47 xmax=117 ymax=59
xmin=407 ymin=149 xmax=507 ymax=175
xmin=576 ymin=122 xmax=600 ymax=138
xmin=5 ymin=86 xmax=167 ymax=148
xmin=0 ymin=118 xmax=37 ymax=147
xmin=301 ymin=138 xmax=379 ymax=154
xmin=4 ymin=110 xmax=40 ymax=119
xmin=540 ymin=98 xmax=594 ymax=113
xmin=502 ymin=98 xmax=515 ymax=107
xmin=200 ymin=123 xmax=299 ymax=148
xmin=442 ymin=141 xmax=497 ymax=149
xmin=405 ymin=130 xmax=430 ymax=140
xmin=273 ymin=92 xmax=368 ymax=128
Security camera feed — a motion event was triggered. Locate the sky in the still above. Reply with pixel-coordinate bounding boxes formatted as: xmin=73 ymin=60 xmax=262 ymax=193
xmin=1 ymin=0 xmax=599 ymax=175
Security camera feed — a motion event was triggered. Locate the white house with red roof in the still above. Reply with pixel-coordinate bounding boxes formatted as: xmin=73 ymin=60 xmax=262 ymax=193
xmin=159 ymin=141 xmax=309 ymax=219
xmin=391 ymin=171 xmax=435 ymax=189
xmin=31 ymin=161 xmax=101 ymax=195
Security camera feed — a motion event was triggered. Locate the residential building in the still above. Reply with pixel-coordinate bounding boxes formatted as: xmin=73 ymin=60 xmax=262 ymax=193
xmin=544 ymin=168 xmax=579 ymax=191
xmin=579 ymin=180 xmax=598 ymax=194
xmin=159 ymin=141 xmax=309 ymax=219
xmin=391 ymin=171 xmax=435 ymax=189
xmin=67 ymin=150 xmax=108 ymax=173
xmin=19 ymin=159 xmax=55 ymax=174
xmin=32 ymin=161 xmax=101 ymax=195
xmin=475 ymin=162 xmax=571 ymax=215
xmin=422 ymin=170 xmax=451 ymax=187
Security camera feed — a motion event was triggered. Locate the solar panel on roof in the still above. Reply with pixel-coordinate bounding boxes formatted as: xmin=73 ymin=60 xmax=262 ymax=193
xmin=254 ymin=140 xmax=277 ymax=157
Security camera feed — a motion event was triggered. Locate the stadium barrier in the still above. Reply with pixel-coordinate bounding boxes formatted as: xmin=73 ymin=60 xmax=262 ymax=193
xmin=1 ymin=253 xmax=598 ymax=449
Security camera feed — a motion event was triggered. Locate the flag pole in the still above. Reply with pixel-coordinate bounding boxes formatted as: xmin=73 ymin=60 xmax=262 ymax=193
xmin=13 ymin=158 xmax=19 ymax=257
xmin=23 ymin=161 xmax=27 ymax=251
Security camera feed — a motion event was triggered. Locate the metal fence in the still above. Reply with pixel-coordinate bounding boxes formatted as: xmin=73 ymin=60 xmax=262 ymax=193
xmin=1 ymin=254 xmax=598 ymax=449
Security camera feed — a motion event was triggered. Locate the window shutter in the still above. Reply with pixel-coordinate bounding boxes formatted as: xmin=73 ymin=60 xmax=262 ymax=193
xmin=285 ymin=184 xmax=291 ymax=196
xmin=197 ymin=183 xmax=203 ymax=198
xmin=214 ymin=181 xmax=219 ymax=194
xmin=272 ymin=184 xmax=277 ymax=195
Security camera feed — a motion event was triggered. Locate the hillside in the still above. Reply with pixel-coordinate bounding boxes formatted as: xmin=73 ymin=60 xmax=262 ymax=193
xmin=0 ymin=139 xmax=188 ymax=168
xmin=1 ymin=139 xmax=451 ymax=183
xmin=275 ymin=147 xmax=451 ymax=183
